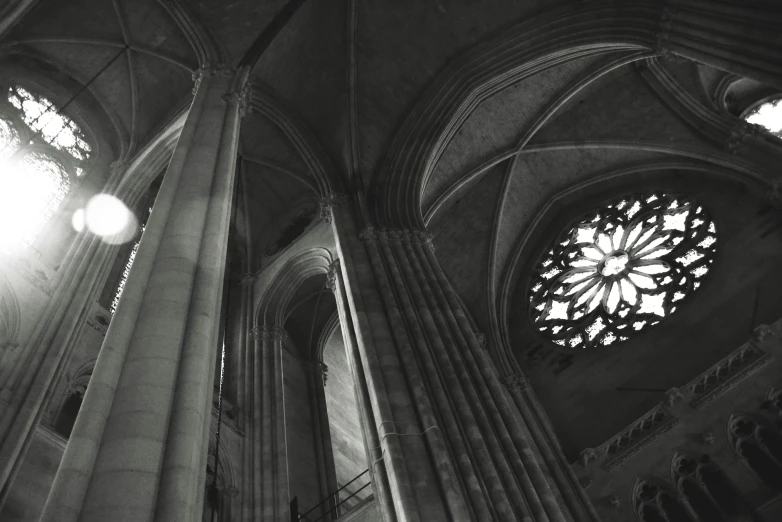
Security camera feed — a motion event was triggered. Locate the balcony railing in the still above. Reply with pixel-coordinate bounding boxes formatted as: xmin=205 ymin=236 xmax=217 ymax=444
xmin=291 ymin=469 xmax=371 ymax=522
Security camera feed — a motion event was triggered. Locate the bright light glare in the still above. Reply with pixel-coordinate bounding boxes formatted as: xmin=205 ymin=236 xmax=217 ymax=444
xmin=84 ymin=194 xmax=136 ymax=242
xmin=71 ymin=208 xmax=85 ymax=232
xmin=746 ymin=99 xmax=782 ymax=135
xmin=0 ymin=154 xmax=63 ymax=250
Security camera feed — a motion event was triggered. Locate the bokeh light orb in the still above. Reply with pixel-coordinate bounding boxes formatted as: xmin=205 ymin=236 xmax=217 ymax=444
xmin=82 ymin=194 xmax=137 ymax=244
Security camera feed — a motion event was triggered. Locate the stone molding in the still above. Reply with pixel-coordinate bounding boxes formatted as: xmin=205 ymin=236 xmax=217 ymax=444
xmin=502 ymin=373 xmax=530 ymax=392
xmin=578 ymin=320 xmax=781 ymax=473
xmin=326 ymin=259 xmax=340 ymax=293
xmin=222 ymin=80 xmax=253 ymax=118
xmin=109 ymin=160 xmax=130 ymax=177
xmin=599 ymin=403 xmax=681 ymax=471
xmin=687 ymin=343 xmax=771 ymax=409
xmin=304 ymin=360 xmax=328 ymax=386
xmin=250 ymin=324 xmax=287 ymax=341
xmin=239 ymin=272 xmax=255 ymax=287
xmin=318 ymin=193 xmax=350 ymax=224
xmin=359 ymin=226 xmax=434 ymax=250
xmin=192 ymin=64 xmax=237 ymax=93
xmin=725 ymin=120 xmax=768 ymax=154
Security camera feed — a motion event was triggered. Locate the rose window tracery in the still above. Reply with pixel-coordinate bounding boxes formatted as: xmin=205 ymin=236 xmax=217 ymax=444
xmin=529 ymin=193 xmax=717 ymax=348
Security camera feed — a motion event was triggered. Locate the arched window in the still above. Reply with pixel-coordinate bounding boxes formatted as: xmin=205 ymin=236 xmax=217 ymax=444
xmin=529 ymin=193 xmax=717 ymax=348
xmin=633 ymin=478 xmax=695 ymax=522
xmin=744 ymin=97 xmax=782 ymax=138
xmin=0 ymin=85 xmax=91 ymax=251
xmin=671 ymin=452 xmax=754 ymax=521
xmin=729 ymin=414 xmax=782 ymax=491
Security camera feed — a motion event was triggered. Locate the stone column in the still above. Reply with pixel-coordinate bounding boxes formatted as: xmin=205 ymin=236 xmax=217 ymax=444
xmin=324 ymin=193 xmax=598 ymax=521
xmin=326 ymin=259 xmax=395 ymax=521
xmin=502 ymin=372 xmax=600 ymax=522
xmin=306 ymin=358 xmax=339 ymax=520
xmin=243 ymin=324 xmax=288 ymax=522
xmin=39 ymin=65 xmax=250 ymax=522
xmin=325 ymin=196 xmax=471 ymax=522
xmin=0 ymin=160 xmax=132 ymax=505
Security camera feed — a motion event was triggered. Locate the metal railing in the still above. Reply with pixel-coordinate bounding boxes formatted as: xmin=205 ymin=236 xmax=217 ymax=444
xmin=291 ymin=469 xmax=370 ymax=522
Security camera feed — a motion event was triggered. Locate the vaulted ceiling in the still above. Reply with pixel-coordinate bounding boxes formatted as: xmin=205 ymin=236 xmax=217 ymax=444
xmin=4 ymin=0 xmax=781 ymax=462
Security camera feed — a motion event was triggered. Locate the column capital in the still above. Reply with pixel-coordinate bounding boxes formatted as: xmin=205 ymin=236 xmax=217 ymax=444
xmin=250 ymin=325 xmax=288 ymax=341
xmin=304 ymin=360 xmax=328 ymax=386
xmin=222 ymin=80 xmax=252 ymax=119
xmin=239 ymin=272 xmax=255 ymax=287
xmin=502 ymin=372 xmax=530 ymax=392
xmin=725 ymin=120 xmax=767 ymax=155
xmin=109 ymin=160 xmax=130 ymax=177
xmin=192 ymin=64 xmax=236 ymax=94
xmin=358 ymin=224 xmax=379 ymax=241
xmin=319 ymin=193 xmax=350 ymax=224
xmin=326 ymin=259 xmax=341 ymax=293
xmin=361 ymin=227 xmax=434 ymax=250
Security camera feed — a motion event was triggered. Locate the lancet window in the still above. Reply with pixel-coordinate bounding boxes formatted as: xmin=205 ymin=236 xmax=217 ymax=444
xmin=729 ymin=414 xmax=782 ymax=490
xmin=671 ymin=452 xmax=753 ymax=521
xmin=633 ymin=478 xmax=695 ymax=522
xmin=0 ymin=85 xmax=92 ymax=250
xmin=529 ymin=193 xmax=717 ymax=348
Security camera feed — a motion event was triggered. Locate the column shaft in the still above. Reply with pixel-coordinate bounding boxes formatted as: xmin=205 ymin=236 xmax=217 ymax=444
xmin=40 ymin=67 xmax=247 ymax=522
xmin=330 ymin=261 xmax=396 ymax=522
xmin=330 ymin=203 xmax=464 ymax=521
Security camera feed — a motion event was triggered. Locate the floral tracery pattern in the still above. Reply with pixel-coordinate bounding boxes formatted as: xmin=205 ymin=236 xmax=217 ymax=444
xmin=529 ymin=193 xmax=717 ymax=349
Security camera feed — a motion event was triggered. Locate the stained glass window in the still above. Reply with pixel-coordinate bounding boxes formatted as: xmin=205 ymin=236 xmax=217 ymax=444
xmin=0 ymin=85 xmax=91 ymax=250
xmin=7 ymin=86 xmax=92 ymax=161
xmin=529 ymin=193 xmax=717 ymax=348
xmin=745 ymin=98 xmax=782 ymax=138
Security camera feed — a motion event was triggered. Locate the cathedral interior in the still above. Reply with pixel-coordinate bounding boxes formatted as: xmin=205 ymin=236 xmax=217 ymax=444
xmin=0 ymin=1 xmax=781 ymax=521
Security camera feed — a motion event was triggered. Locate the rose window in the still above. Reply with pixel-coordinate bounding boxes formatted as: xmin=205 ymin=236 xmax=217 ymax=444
xmin=529 ymin=193 xmax=717 ymax=348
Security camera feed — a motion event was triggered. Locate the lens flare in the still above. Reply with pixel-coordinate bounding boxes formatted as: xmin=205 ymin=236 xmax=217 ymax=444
xmin=83 ymin=194 xmax=137 ymax=243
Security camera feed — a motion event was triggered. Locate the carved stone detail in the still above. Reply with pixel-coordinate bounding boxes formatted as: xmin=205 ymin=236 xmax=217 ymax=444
xmin=358 ymin=226 xmax=435 ymax=250
xmin=475 ymin=333 xmax=487 ymax=350
xmin=502 ymin=373 xmax=530 ymax=392
xmin=319 ymin=193 xmax=350 ymax=224
xmin=688 ymin=343 xmax=771 ymax=409
xmin=725 ymin=121 xmax=766 ymax=154
xmin=222 ymin=80 xmax=252 ymax=118
xmin=109 ymin=160 xmax=130 ymax=177
xmin=192 ymin=64 xmax=236 ymax=94
xmin=240 ymin=272 xmax=255 ymax=287
xmin=305 ymin=360 xmax=329 ymax=386
xmin=326 ymin=259 xmax=340 ymax=293
xmin=578 ymin=448 xmax=598 ymax=467
xmin=753 ymin=323 xmax=775 ymax=343
xmin=599 ymin=403 xmax=680 ymax=471
xmin=665 ymin=387 xmax=685 ymax=406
